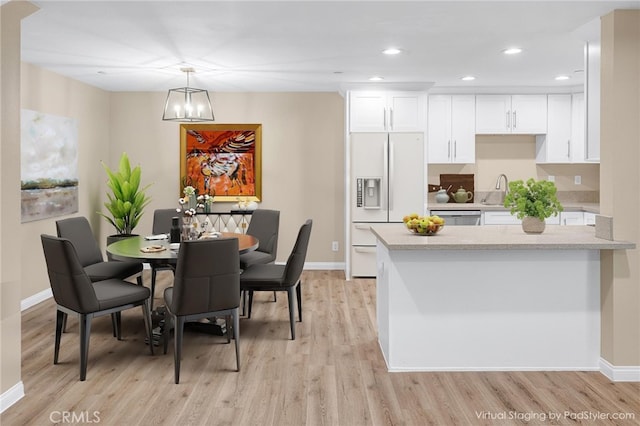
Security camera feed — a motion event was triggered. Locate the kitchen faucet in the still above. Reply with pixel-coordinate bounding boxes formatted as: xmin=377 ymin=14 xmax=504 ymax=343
xmin=495 ymin=174 xmax=509 ymax=203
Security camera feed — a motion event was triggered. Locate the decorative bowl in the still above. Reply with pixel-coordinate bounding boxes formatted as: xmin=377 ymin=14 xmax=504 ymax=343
xmin=407 ymin=224 xmax=444 ymax=236
xmin=403 ymin=215 xmax=445 ymax=236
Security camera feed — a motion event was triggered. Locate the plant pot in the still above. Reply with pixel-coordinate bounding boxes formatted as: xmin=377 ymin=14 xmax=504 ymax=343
xmin=106 ymin=234 xmax=138 ymax=260
xmin=521 ymin=216 xmax=545 ymax=234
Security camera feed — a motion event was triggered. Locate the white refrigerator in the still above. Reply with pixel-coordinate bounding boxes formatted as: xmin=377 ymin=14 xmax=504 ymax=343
xmin=350 ymin=132 xmax=424 ymax=276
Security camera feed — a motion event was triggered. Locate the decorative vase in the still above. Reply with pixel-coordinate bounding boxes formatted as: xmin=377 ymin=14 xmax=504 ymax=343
xmin=522 ymin=216 xmax=545 ymax=234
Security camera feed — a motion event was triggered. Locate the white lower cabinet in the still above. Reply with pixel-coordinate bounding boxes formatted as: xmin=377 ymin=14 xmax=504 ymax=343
xmin=584 ymin=212 xmax=596 ymax=225
xmin=482 ymin=211 xmax=560 ymax=225
xmin=351 ymin=223 xmax=377 ymax=277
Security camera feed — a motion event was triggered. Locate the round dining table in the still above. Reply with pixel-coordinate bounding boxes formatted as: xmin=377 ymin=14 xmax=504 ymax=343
xmin=107 ymin=232 xmax=259 ymax=263
xmin=107 ymin=232 xmax=258 ymax=339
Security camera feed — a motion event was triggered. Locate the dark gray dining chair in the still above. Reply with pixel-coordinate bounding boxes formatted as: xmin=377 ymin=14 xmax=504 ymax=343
xmin=239 ymin=209 xmax=280 ymax=312
xmin=163 ymin=238 xmax=241 ymax=384
xmin=41 ymin=234 xmax=154 ymax=381
xmin=56 ymin=216 xmax=144 ymax=334
xmin=239 ymin=209 xmax=280 ymax=269
xmin=149 ymin=208 xmax=179 ymax=310
xmin=56 ymin=216 xmax=143 ymax=284
xmin=240 ymin=219 xmax=312 ymax=340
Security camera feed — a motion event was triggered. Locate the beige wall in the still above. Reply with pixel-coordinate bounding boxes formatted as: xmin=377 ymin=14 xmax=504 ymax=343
xmin=428 ymin=135 xmax=600 ymax=193
xmin=1 ymin=0 xmax=39 ymax=397
xmin=108 ymin=92 xmax=346 ymax=265
xmin=599 ymin=9 xmax=640 ymax=366
xmin=20 ymin=63 xmax=111 ymax=300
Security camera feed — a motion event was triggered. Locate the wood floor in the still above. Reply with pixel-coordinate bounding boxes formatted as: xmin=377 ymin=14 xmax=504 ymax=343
xmin=2 ymin=270 xmax=639 ymax=425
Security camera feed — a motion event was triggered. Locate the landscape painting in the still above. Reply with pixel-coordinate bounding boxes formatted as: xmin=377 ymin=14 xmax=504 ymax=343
xmin=179 ymin=123 xmax=262 ymax=202
xmin=21 ymin=109 xmax=78 ymax=222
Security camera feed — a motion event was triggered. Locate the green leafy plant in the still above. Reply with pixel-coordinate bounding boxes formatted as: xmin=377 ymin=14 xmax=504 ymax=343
xmin=503 ymin=178 xmax=563 ymax=220
xmin=98 ymin=152 xmax=152 ymax=235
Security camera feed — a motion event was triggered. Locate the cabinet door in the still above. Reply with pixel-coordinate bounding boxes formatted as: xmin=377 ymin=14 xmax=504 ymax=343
xmin=389 ymin=92 xmax=425 ymax=131
xmin=571 ymin=93 xmax=586 ymax=162
xmin=388 ymin=133 xmax=424 ymax=222
xmin=427 ymin=95 xmax=452 ymax=163
xmin=475 ymin=95 xmax=511 ymax=134
xmin=349 ymin=92 xmax=387 ymax=132
xmin=544 ymin=95 xmax=573 ymax=162
xmin=451 ymin=95 xmax=476 ymax=163
xmin=511 ymin=95 xmax=547 ymax=134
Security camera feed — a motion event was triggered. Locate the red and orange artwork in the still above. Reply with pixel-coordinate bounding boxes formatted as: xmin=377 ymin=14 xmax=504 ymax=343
xmin=180 ymin=124 xmax=261 ymax=201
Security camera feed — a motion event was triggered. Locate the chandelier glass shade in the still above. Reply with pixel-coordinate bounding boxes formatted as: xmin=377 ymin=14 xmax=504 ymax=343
xmin=162 ymin=68 xmax=215 ymax=122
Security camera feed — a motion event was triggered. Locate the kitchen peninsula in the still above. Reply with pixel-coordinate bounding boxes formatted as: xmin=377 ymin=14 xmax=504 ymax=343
xmin=371 ymin=224 xmax=634 ymax=373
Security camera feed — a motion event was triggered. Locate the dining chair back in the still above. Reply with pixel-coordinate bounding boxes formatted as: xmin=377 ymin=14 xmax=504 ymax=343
xmin=41 ymin=234 xmax=154 ymax=381
xmin=152 ymin=208 xmax=178 ymax=235
xmin=239 ymin=209 xmax=280 ymax=269
xmin=163 ymin=238 xmax=241 ymax=383
xmin=240 ymin=219 xmax=312 ymax=340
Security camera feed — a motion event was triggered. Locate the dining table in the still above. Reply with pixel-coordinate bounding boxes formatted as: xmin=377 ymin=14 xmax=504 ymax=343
xmin=107 ymin=232 xmax=259 ymax=340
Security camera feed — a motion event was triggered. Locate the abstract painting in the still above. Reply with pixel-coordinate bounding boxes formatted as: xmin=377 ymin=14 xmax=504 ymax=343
xmin=21 ymin=109 xmax=78 ymax=222
xmin=179 ymin=123 xmax=262 ymax=202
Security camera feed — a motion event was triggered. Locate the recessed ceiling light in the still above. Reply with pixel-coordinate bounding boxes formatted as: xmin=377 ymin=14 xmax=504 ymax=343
xmin=555 ymin=75 xmax=570 ymax=81
xmin=382 ymin=48 xmax=402 ymax=55
xmin=503 ymin=47 xmax=523 ymax=55
xmin=461 ymin=76 xmax=476 ymax=81
xmin=369 ymin=76 xmax=384 ymax=81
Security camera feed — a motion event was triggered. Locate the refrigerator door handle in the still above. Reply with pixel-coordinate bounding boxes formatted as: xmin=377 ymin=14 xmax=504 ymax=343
xmin=388 ymin=139 xmax=394 ymax=212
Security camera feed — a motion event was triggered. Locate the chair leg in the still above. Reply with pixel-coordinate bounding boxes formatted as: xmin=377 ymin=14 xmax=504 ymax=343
xmin=240 ymin=290 xmax=246 ymax=316
xmin=113 ymin=312 xmax=122 ymax=340
xmin=233 ymin=308 xmax=240 ymax=372
xmin=225 ymin=315 xmax=231 ymax=344
xmin=287 ymin=288 xmax=296 ymax=340
xmin=247 ymin=291 xmax=254 ymax=319
xmin=136 ymin=275 xmax=143 ymax=286
xmin=174 ymin=316 xmax=185 ymax=384
xmin=150 ymin=268 xmax=157 ymax=311
xmin=54 ymin=309 xmax=65 ymax=364
xmin=273 ymin=291 xmax=277 ymax=302
xmin=296 ymin=281 xmax=302 ymax=322
xmin=79 ymin=314 xmax=93 ymax=381
xmin=61 ymin=312 xmax=68 ymax=333
xmin=141 ymin=299 xmax=154 ymax=356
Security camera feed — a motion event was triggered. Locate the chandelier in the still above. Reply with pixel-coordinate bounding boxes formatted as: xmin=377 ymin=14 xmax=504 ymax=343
xmin=162 ymin=68 xmax=215 ymax=122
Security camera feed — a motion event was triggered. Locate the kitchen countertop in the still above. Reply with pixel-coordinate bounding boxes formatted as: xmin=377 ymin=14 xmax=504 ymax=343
xmin=370 ymin=223 xmax=634 ymax=250
xmin=427 ymin=202 xmax=600 ymax=214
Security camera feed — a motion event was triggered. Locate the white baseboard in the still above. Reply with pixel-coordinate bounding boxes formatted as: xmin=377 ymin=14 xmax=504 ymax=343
xmin=304 ymin=262 xmax=345 ymax=271
xmin=0 ymin=381 xmax=24 ymax=413
xmin=599 ymin=358 xmax=640 ymax=382
xmin=21 ymin=288 xmax=52 ymax=312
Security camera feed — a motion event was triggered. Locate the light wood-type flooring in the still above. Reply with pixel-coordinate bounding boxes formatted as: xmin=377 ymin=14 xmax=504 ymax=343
xmin=2 ymin=270 xmax=639 ymax=425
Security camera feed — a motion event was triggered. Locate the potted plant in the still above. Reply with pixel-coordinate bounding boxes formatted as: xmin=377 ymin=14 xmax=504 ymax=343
xmin=503 ymin=178 xmax=563 ymax=234
xmin=98 ymin=152 xmax=152 ymax=239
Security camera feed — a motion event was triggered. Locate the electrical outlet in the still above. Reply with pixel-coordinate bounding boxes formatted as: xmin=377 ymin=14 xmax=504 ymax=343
xmin=548 ymin=175 xmax=555 ymax=182
xmin=574 ymin=175 xmax=582 ymax=185
xmin=332 ymin=241 xmax=339 ymax=252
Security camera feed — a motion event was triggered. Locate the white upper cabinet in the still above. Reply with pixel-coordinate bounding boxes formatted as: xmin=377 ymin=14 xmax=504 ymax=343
xmin=427 ymin=95 xmax=475 ymax=163
xmin=475 ymin=94 xmax=547 ymax=134
xmin=536 ymin=93 xmax=587 ymax=163
xmin=349 ymin=91 xmax=426 ymax=132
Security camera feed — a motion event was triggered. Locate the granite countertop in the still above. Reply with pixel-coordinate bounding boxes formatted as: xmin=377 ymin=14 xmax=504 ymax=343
xmin=427 ymin=202 xmax=600 ymax=214
xmin=370 ymin=223 xmax=634 ymax=250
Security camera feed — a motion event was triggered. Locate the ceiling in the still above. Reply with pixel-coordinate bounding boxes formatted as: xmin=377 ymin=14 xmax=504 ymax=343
xmin=18 ymin=1 xmax=640 ymax=93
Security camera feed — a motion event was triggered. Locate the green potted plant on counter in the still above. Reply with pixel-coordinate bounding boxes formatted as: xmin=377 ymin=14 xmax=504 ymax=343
xmin=503 ymin=178 xmax=563 ymax=234
xmin=98 ymin=152 xmax=152 ymax=241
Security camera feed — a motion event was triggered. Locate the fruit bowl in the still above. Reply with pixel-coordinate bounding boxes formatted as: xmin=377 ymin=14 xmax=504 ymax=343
xmin=402 ymin=214 xmax=445 ymax=236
